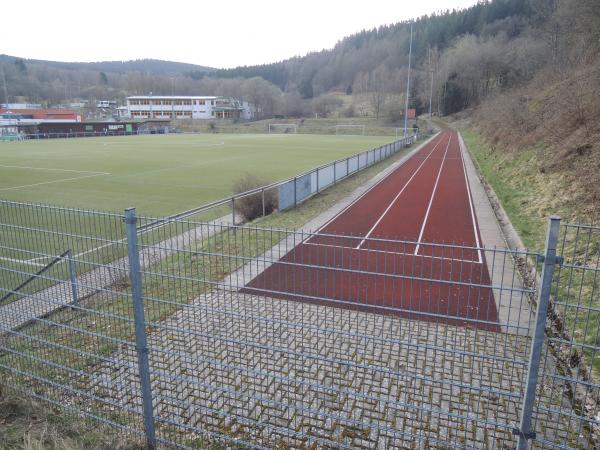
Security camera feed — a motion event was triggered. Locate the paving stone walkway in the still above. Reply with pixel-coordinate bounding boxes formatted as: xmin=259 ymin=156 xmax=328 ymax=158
xmin=85 ymin=289 xmax=579 ymax=448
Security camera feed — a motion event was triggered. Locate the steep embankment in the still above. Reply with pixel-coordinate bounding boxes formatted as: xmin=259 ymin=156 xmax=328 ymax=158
xmin=462 ymin=60 xmax=600 ymax=250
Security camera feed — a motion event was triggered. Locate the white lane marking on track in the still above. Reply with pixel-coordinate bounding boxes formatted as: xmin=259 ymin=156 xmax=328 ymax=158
xmin=303 ymin=241 xmax=481 ymax=264
xmin=0 ymin=173 xmax=110 ymax=191
xmin=458 ymin=134 xmax=483 ymax=263
xmin=413 ymin=135 xmax=453 ymax=255
xmin=355 ymin=134 xmax=450 ymax=249
xmin=0 ymin=164 xmax=109 ymax=175
xmin=302 ymin=133 xmax=444 ymax=246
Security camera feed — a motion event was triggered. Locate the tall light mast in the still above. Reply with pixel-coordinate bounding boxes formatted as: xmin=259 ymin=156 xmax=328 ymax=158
xmin=403 ymin=22 xmax=413 ymax=137
xmin=428 ymin=46 xmax=434 ymax=122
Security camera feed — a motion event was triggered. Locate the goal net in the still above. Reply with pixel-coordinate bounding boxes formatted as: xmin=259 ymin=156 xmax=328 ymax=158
xmin=395 ymin=127 xmax=419 ymax=139
xmin=335 ymin=125 xmax=365 ymax=136
xmin=268 ymin=123 xmax=297 ymax=134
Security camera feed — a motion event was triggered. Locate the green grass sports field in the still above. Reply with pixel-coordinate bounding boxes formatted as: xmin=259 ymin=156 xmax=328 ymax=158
xmin=0 ymin=133 xmax=392 ymax=216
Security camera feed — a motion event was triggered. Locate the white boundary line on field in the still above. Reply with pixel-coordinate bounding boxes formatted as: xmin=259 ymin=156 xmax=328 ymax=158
xmin=355 ymin=135 xmax=449 ymax=249
xmin=0 ymin=255 xmax=46 ymax=267
xmin=302 ymin=133 xmax=445 ymax=246
xmin=99 ymin=140 xmax=226 ymax=147
xmin=0 ymin=164 xmax=109 ymax=175
xmin=0 ymin=173 xmax=111 ymax=191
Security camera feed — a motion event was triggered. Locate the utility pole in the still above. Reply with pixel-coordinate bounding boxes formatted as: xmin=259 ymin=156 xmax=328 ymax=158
xmin=428 ymin=46 xmax=434 ymax=123
xmin=1 ymin=67 xmax=9 ymax=107
xmin=403 ymin=22 xmax=413 ymax=137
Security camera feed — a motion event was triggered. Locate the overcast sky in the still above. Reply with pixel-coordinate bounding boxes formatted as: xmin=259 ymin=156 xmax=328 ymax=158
xmin=2 ymin=0 xmax=479 ymax=68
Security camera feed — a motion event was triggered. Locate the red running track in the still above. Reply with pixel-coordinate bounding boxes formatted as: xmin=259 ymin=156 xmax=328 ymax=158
xmin=242 ymin=131 xmax=499 ymax=331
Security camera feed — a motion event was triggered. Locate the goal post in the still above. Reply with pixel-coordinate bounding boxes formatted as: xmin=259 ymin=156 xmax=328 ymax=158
xmin=268 ymin=123 xmax=298 ymax=134
xmin=335 ymin=124 xmax=365 ymax=136
xmin=395 ymin=127 xmax=419 ymax=139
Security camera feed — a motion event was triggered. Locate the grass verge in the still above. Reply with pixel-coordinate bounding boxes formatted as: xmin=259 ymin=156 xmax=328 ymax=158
xmin=0 ymin=383 xmax=144 ymax=450
xmin=461 ymin=127 xmax=600 ymax=378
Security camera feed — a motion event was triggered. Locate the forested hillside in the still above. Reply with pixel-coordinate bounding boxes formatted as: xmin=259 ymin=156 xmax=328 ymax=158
xmin=0 ymin=56 xmax=212 ymax=76
xmin=0 ymin=1 xmax=560 ymax=113
xmin=203 ymin=0 xmax=532 ymax=100
xmin=1 ymin=0 xmax=598 ymax=132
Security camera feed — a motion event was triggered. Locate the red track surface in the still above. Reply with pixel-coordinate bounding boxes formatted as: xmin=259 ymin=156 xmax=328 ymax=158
xmin=242 ymin=131 xmax=499 ymax=331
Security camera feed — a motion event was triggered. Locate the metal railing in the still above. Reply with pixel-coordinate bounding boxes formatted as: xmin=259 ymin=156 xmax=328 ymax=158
xmin=0 ymin=203 xmax=598 ymax=449
xmin=138 ymin=132 xmax=420 ymax=226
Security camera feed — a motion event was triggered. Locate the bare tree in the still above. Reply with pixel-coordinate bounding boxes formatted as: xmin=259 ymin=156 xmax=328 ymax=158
xmin=369 ymin=65 xmax=390 ymax=120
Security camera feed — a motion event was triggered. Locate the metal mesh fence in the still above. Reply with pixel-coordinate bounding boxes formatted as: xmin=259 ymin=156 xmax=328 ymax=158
xmin=532 ymin=223 xmax=600 ymax=449
xmin=0 ymin=203 xmax=146 ymax=442
xmin=0 ymin=202 xmax=598 ymax=449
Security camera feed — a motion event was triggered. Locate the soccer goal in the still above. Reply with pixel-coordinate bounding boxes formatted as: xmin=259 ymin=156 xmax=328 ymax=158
xmin=335 ymin=124 xmax=365 ymax=136
xmin=396 ymin=127 xmax=419 ymax=138
xmin=268 ymin=123 xmax=298 ymax=134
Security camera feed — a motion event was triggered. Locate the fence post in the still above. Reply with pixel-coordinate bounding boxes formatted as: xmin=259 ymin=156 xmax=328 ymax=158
xmin=516 ymin=215 xmax=561 ymax=449
xmin=262 ymin=188 xmax=266 ymax=217
xmin=66 ymin=250 xmax=79 ymax=306
xmin=231 ymin=197 xmax=235 ymax=225
xmin=293 ymin=176 xmax=297 ymax=207
xmin=316 ymin=168 xmax=320 ymax=193
xmin=124 ymin=208 xmax=157 ymax=450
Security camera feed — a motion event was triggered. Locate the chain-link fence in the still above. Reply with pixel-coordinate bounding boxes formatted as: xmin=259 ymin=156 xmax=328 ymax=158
xmin=0 ymin=202 xmax=598 ymax=449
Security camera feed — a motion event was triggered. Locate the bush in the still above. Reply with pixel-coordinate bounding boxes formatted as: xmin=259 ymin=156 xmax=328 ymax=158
xmin=232 ymin=174 xmax=278 ymax=222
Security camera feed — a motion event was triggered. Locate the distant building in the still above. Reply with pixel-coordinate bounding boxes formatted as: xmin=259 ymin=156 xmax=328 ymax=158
xmin=8 ymin=119 xmax=171 ymax=137
xmin=126 ymin=95 xmax=255 ymax=120
xmin=97 ymin=100 xmax=118 ymax=108
xmin=116 ymin=106 xmax=130 ymax=120
xmin=1 ymin=103 xmax=42 ymax=109
xmin=0 ymin=108 xmax=83 ymax=125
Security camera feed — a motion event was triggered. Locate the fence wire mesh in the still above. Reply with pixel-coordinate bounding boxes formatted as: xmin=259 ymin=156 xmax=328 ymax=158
xmin=0 ymin=201 xmax=598 ymax=449
xmin=532 ymin=223 xmax=600 ymax=449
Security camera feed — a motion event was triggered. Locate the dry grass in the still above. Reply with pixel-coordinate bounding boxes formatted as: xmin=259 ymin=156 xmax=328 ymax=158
xmin=473 ymin=57 xmax=600 ymax=222
xmin=232 ymin=173 xmax=278 ymax=222
xmin=0 ymin=384 xmax=145 ymax=450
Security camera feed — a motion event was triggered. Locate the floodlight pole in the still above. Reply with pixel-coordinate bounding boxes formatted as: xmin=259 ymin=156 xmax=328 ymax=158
xmin=428 ymin=46 xmax=434 ymax=122
xmin=1 ymin=67 xmax=9 ymax=106
xmin=403 ymin=22 xmax=413 ymax=137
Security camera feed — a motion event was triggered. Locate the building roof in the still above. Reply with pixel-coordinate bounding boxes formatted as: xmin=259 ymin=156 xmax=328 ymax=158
xmin=127 ymin=95 xmax=219 ymax=100
xmin=0 ymin=108 xmax=81 ymax=120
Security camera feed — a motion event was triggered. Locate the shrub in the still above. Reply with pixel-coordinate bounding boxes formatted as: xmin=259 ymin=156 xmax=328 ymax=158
xmin=232 ymin=174 xmax=278 ymax=222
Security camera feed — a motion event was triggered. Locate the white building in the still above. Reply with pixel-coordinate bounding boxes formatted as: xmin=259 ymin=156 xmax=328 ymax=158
xmin=1 ymin=103 xmax=42 ymax=109
xmin=126 ymin=96 xmax=255 ymax=120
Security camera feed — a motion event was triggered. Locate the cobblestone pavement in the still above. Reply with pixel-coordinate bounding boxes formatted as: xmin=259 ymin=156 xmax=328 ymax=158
xmin=85 ymin=289 xmax=582 ymax=449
